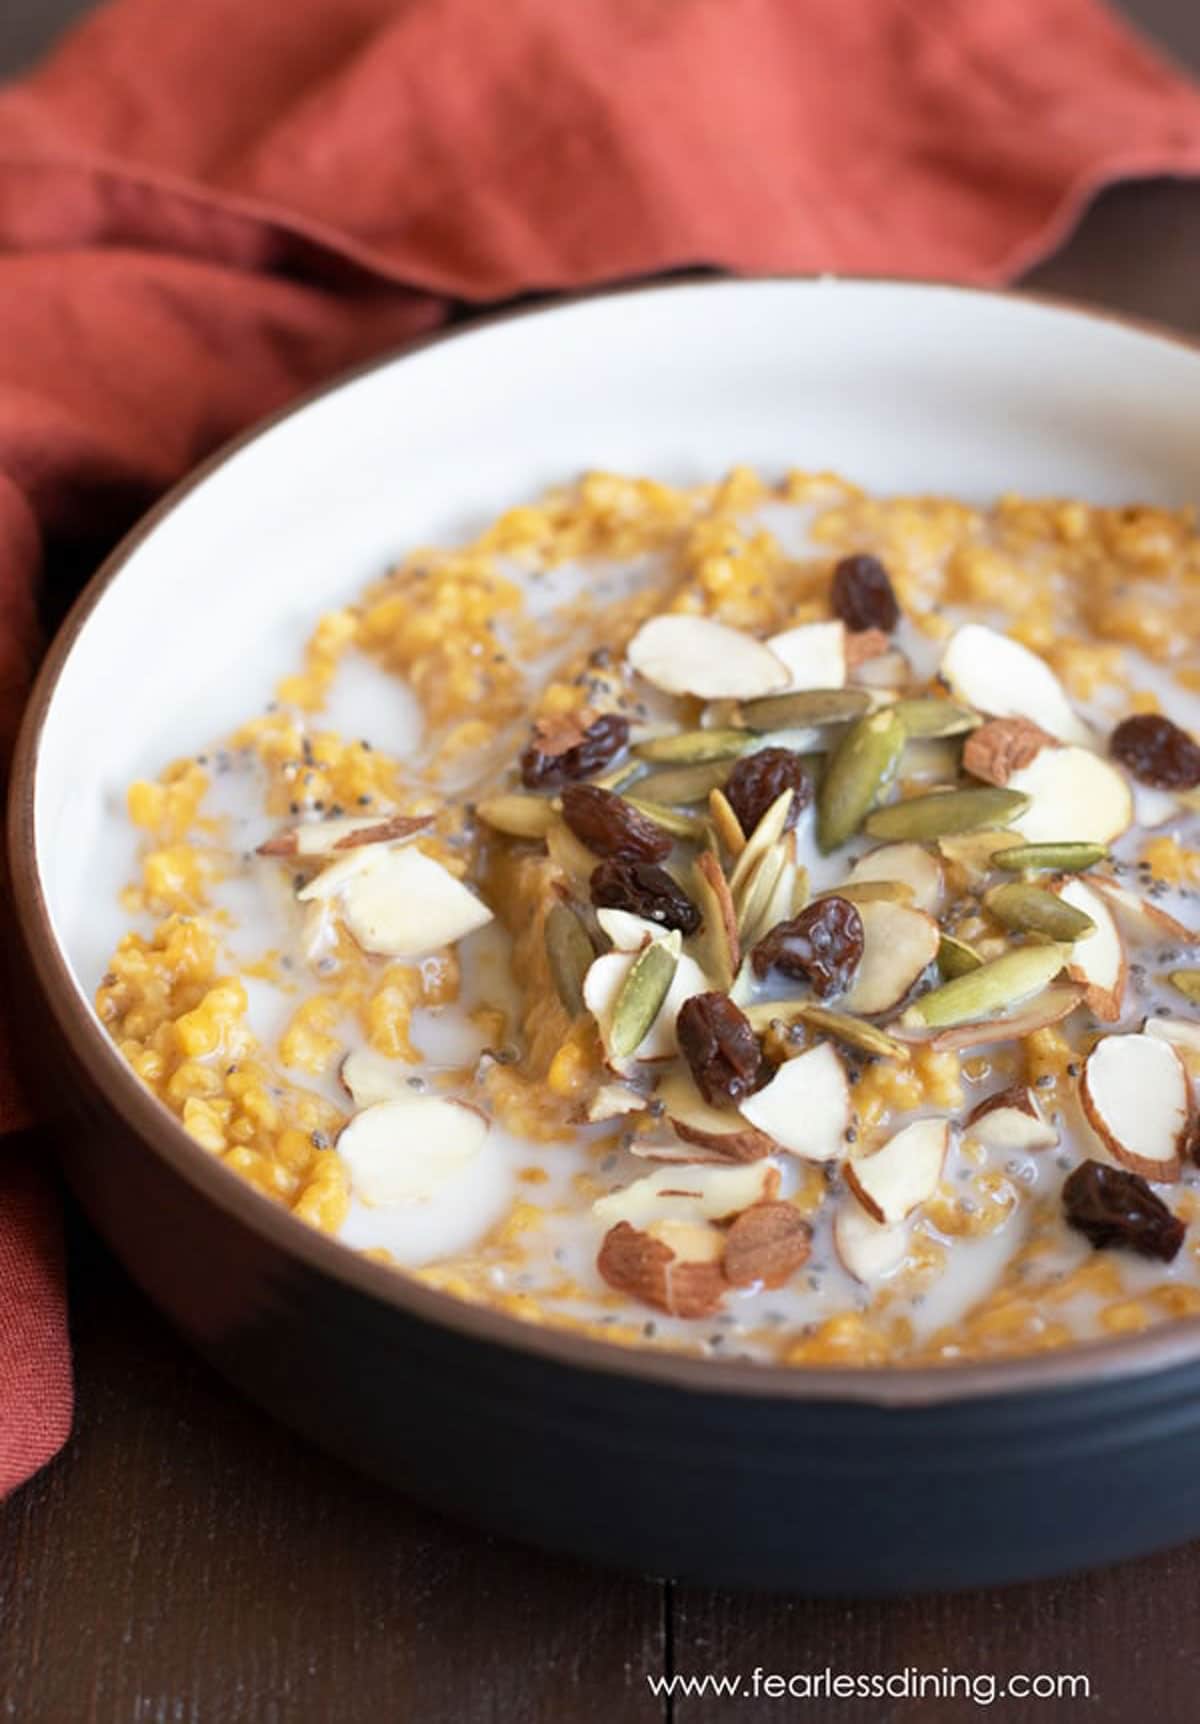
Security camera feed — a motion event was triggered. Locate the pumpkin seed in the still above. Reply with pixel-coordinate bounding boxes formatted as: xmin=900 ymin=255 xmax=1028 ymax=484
xmin=890 ymin=698 xmax=980 ymax=739
xmin=622 ymin=797 xmax=707 ymax=842
xmin=590 ymin=760 xmax=642 ymax=793
xmin=545 ymin=819 xmax=598 ymax=884
xmin=610 ymin=932 xmax=681 ymax=1057
xmin=634 ymin=728 xmax=751 ymax=765
xmin=815 ymin=880 xmax=914 ymax=906
xmin=544 ymin=903 xmax=595 ymax=1016
xmin=740 ymin=1000 xmax=909 ymax=1062
xmin=1169 ymin=970 xmax=1200 ymax=1005
xmin=817 ymin=709 xmax=907 ymax=852
xmin=703 ymin=698 xmax=741 ymax=730
xmin=993 ymin=841 xmax=1108 ymax=873
xmin=476 ymin=794 xmax=558 ymax=839
xmin=937 ymin=932 xmax=983 ymax=979
xmin=984 ymin=882 xmax=1096 ymax=942
xmin=631 ymin=759 xmax=732 ymax=805
xmin=865 ymin=786 xmax=1030 ymax=842
xmin=906 ymin=945 xmax=1068 ymax=1028
xmin=708 ymin=786 xmax=746 ymax=856
xmin=740 ymin=687 xmax=872 ymax=730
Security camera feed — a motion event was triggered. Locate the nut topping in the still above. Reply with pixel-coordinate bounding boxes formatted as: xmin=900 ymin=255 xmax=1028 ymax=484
xmin=723 ymin=1202 xmax=812 ymax=1289
xmin=597 ymin=1221 xmax=727 ymax=1318
xmin=963 ymin=716 xmax=1055 ymax=786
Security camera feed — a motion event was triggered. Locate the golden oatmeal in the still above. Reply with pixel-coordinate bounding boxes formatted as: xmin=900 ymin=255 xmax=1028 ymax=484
xmin=96 ymin=469 xmax=1200 ymax=1365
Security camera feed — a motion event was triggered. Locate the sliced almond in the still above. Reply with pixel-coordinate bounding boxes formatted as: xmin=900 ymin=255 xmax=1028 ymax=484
xmin=722 ymin=1201 xmax=812 ymax=1288
xmin=1080 ymin=1033 xmax=1187 ymax=1182
xmin=850 ymin=645 xmax=910 ymax=689
xmin=593 ymin=1160 xmax=779 ymax=1230
xmin=844 ymin=1118 xmax=951 ymax=1224
xmin=597 ymin=1221 xmax=727 ymax=1318
xmin=842 ymin=901 xmax=940 ymax=1015
xmin=337 ymin=1096 xmax=487 ymax=1206
xmin=476 ymin=795 xmax=558 ymax=840
xmin=1133 ymin=784 xmax=1181 ymax=829
xmin=692 ymin=850 xmax=740 ymax=989
xmin=735 ymin=839 xmax=790 ymax=946
xmin=627 ymin=615 xmax=789 ymax=701
xmin=708 ymin=786 xmax=747 ymax=856
xmin=937 ymin=828 xmax=1025 ymax=885
xmin=847 ymin=842 xmax=943 ymax=914
xmin=257 ymin=811 xmax=431 ymax=858
xmin=834 ymin=1201 xmax=909 ymax=1282
xmin=1007 ymin=746 xmax=1133 ymax=846
xmin=962 ymin=716 xmax=1055 ymax=787
xmin=738 ymin=1042 xmax=851 ymax=1161
xmin=1087 ymin=877 xmax=1200 ymax=946
xmin=340 ymin=1046 xmax=411 ymax=1108
xmin=655 ymin=1068 xmax=776 ymax=1163
xmin=765 ymin=620 xmax=847 ymax=691
xmin=545 ymin=818 xmax=600 ymax=887
xmin=1052 ymin=877 xmax=1126 ymax=1020
xmin=728 ymin=789 xmax=795 ymax=897
xmin=596 ymin=907 xmax=667 ymax=951
xmin=1145 ymin=1017 xmax=1200 ymax=1055
xmin=586 ymin=1081 xmax=649 ymax=1123
xmin=298 ymin=845 xmax=493 ymax=959
xmin=940 ymin=624 xmax=1092 ymax=745
xmin=965 ymin=1085 xmax=1058 ymax=1153
xmin=920 ymin=985 xmax=1083 ymax=1053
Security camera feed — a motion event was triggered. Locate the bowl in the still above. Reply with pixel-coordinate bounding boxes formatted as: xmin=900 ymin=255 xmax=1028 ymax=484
xmin=10 ymin=278 xmax=1200 ymax=1593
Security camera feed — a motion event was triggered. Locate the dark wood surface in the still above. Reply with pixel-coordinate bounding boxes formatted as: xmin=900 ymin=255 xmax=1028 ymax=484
xmin=6 ymin=3 xmax=1200 ymax=1720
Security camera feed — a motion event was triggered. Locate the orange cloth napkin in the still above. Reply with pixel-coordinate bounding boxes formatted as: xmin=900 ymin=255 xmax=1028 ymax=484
xmin=5 ymin=0 xmax=1200 ymax=1496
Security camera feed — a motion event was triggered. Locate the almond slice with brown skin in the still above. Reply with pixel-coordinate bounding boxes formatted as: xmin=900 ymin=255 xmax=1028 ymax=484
xmin=844 ymin=1118 xmax=951 ymax=1224
xmin=722 ymin=1201 xmax=812 ymax=1288
xmin=965 ymin=1085 xmax=1058 ymax=1153
xmin=692 ymin=850 xmax=740 ymax=989
xmin=834 ymin=1200 xmax=909 ymax=1282
xmin=846 ymin=842 xmax=943 ymax=914
xmin=656 ymin=1068 xmax=775 ymax=1163
xmin=340 ymin=1046 xmax=411 ymax=1108
xmin=764 ymin=620 xmax=847 ymax=691
xmin=627 ymin=615 xmax=789 ymax=701
xmin=298 ymin=845 xmax=493 ymax=958
xmin=258 ymin=811 xmax=431 ymax=857
xmin=1051 ymin=876 xmax=1126 ymax=1020
xmin=1145 ymin=1017 xmax=1200 ymax=1056
xmin=738 ymin=1041 xmax=851 ymax=1161
xmin=915 ymin=984 xmax=1084 ymax=1053
xmin=1087 ymin=876 xmax=1200 ymax=946
xmin=842 ymin=900 xmax=940 ymax=1015
xmin=1080 ymin=1033 xmax=1188 ymax=1182
xmin=1007 ymin=746 xmax=1133 ymax=845
xmin=585 ymin=1081 xmax=649 ymax=1124
xmin=940 ymin=624 xmax=1092 ymax=745
xmin=597 ymin=1221 xmax=727 ymax=1318
xmin=593 ymin=1160 xmax=779 ymax=1229
xmin=595 ymin=908 xmax=666 ymax=951
xmin=337 ymin=1096 xmax=488 ymax=1206
xmin=583 ymin=947 xmax=710 ymax=1070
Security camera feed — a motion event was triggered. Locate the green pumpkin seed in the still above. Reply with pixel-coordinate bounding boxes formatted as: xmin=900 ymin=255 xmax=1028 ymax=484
xmin=544 ymin=903 xmax=595 ymax=1016
xmin=864 ymin=786 xmax=1030 ymax=842
xmin=630 ymin=759 xmax=732 ymax=805
xmin=1169 ymin=970 xmax=1200 ymax=1005
xmin=590 ymin=760 xmax=642 ymax=793
xmin=816 ymin=880 xmax=914 ymax=906
xmin=610 ymin=933 xmax=680 ymax=1057
xmin=634 ymin=728 xmax=751 ymax=765
xmin=993 ymin=841 xmax=1108 ymax=873
xmin=740 ymin=687 xmax=872 ymax=731
xmin=740 ymin=1000 xmax=909 ymax=1061
xmin=891 ymin=699 xmax=981 ymax=739
xmin=937 ymin=932 xmax=983 ymax=979
xmin=622 ymin=797 xmax=706 ymax=842
xmin=817 ymin=709 xmax=907 ymax=853
xmin=907 ymin=945 xmax=1068 ymax=1028
xmin=476 ymin=794 xmax=558 ymax=839
xmin=984 ymin=883 xmax=1096 ymax=942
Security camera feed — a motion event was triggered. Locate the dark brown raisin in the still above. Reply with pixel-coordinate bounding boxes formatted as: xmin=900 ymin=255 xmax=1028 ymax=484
xmin=590 ymin=859 xmax=701 ymax=934
xmin=677 ymin=991 xmax=763 ymax=1107
xmin=723 ymin=747 xmax=812 ymax=837
xmin=520 ymin=712 xmax=629 ymax=790
xmin=1062 ymin=1159 xmax=1185 ymax=1262
xmin=750 ymin=896 xmax=864 ymax=997
xmin=830 ymin=553 xmax=900 ymax=633
xmin=560 ymin=784 xmax=672 ymax=862
xmin=1109 ymin=714 xmax=1200 ymax=790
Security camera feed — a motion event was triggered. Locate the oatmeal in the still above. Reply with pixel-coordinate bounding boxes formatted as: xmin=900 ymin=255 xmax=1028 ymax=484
xmin=95 ymin=470 xmax=1200 ymax=1365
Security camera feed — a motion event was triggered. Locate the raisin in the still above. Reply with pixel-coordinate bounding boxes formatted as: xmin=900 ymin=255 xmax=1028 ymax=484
xmin=590 ymin=858 xmax=701 ymax=934
xmin=750 ymin=896 xmax=864 ymax=997
xmin=560 ymin=784 xmax=672 ymax=862
xmin=1062 ymin=1158 xmax=1185 ymax=1262
xmin=724 ymin=747 xmax=812 ymax=837
xmin=830 ymin=553 xmax=900 ymax=633
xmin=520 ymin=712 xmax=629 ymax=790
xmin=677 ymin=991 xmax=763 ymax=1107
xmin=1109 ymin=714 xmax=1200 ymax=790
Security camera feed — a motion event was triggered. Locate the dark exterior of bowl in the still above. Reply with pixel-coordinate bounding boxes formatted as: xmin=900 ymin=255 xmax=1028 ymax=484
xmin=12 ymin=282 xmax=1200 ymax=1594
xmin=12 ymin=925 xmax=1200 ymax=1594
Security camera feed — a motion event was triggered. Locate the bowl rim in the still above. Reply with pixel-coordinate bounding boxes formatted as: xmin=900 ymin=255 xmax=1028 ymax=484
xmin=11 ymin=272 xmax=1200 ymax=1409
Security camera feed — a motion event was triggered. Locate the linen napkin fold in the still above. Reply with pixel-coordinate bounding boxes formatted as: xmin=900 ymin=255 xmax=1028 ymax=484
xmin=6 ymin=0 xmax=1200 ymax=1497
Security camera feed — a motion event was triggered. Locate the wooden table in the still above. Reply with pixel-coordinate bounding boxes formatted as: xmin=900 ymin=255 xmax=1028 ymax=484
xmin=5 ymin=4 xmax=1200 ymax=1719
